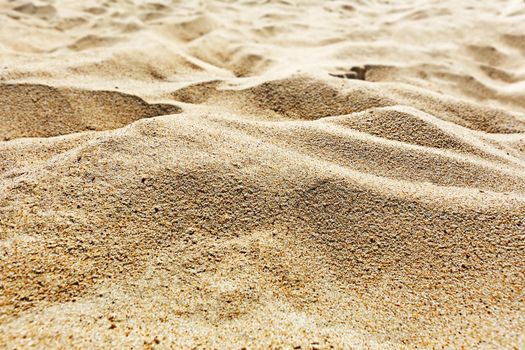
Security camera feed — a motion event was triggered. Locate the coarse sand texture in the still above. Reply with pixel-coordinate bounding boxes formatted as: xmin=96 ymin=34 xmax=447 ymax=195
xmin=1 ymin=0 xmax=525 ymax=348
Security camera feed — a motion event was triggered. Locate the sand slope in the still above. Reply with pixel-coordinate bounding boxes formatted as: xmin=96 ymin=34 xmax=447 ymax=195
xmin=1 ymin=0 xmax=524 ymax=349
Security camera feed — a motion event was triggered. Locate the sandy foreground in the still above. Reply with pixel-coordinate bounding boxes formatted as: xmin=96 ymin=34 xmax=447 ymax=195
xmin=0 ymin=0 xmax=524 ymax=348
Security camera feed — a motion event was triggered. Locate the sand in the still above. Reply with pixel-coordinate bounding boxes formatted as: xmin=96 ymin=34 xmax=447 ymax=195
xmin=0 ymin=0 xmax=524 ymax=348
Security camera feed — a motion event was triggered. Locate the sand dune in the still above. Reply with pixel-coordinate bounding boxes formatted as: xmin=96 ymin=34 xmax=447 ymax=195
xmin=0 ymin=0 xmax=524 ymax=349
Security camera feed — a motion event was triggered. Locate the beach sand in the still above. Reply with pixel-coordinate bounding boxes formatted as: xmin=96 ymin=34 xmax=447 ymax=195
xmin=1 ymin=0 xmax=524 ymax=348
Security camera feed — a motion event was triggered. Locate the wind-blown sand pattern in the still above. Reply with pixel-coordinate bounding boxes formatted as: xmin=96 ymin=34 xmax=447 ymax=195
xmin=1 ymin=0 xmax=525 ymax=348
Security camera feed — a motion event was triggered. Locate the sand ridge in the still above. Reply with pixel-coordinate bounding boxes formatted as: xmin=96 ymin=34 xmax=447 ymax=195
xmin=0 ymin=0 xmax=525 ymax=349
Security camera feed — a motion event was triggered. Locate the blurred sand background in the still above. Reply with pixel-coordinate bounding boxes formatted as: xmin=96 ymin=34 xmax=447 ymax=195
xmin=1 ymin=0 xmax=525 ymax=348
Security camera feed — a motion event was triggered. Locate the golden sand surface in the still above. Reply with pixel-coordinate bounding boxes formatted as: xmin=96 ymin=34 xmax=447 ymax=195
xmin=1 ymin=0 xmax=524 ymax=348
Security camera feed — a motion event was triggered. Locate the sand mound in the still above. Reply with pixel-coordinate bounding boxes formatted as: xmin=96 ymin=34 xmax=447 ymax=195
xmin=1 ymin=0 xmax=525 ymax=349
xmin=329 ymin=106 xmax=479 ymax=150
xmin=172 ymin=76 xmax=394 ymax=119
xmin=0 ymin=83 xmax=181 ymax=140
xmin=1 ymin=113 xmax=524 ymax=349
xmin=13 ymin=2 xmax=56 ymax=19
xmin=171 ymin=76 xmax=525 ymax=134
